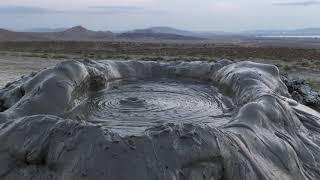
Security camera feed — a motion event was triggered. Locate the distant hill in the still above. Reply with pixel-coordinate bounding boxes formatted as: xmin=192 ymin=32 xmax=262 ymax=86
xmin=0 ymin=26 xmax=115 ymax=41
xmin=117 ymin=29 xmax=204 ymax=40
xmin=40 ymin=26 xmax=115 ymax=41
xmin=124 ymin=26 xmax=232 ymax=39
xmin=21 ymin=28 xmax=67 ymax=32
xmin=0 ymin=29 xmax=48 ymax=41
xmin=133 ymin=26 xmax=197 ymax=37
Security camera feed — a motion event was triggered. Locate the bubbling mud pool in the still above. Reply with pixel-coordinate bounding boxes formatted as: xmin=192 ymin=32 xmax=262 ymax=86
xmin=68 ymin=79 xmax=230 ymax=135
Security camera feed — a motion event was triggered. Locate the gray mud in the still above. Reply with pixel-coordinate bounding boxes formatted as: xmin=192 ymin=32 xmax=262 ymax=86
xmin=0 ymin=60 xmax=320 ymax=180
xmin=67 ymin=79 xmax=229 ymax=135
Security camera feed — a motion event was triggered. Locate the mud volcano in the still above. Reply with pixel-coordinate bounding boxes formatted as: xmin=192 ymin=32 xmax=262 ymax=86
xmin=0 ymin=60 xmax=320 ymax=180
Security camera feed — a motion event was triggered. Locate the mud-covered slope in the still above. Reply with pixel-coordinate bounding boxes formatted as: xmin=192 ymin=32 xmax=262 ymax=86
xmin=0 ymin=60 xmax=320 ymax=180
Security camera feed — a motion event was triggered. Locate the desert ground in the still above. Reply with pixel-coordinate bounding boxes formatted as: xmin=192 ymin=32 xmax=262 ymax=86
xmin=0 ymin=54 xmax=62 ymax=87
xmin=0 ymin=40 xmax=320 ymax=90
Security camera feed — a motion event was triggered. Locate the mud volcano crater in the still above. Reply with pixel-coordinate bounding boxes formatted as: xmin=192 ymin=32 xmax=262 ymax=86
xmin=0 ymin=60 xmax=320 ymax=180
xmin=69 ymin=78 xmax=229 ymax=135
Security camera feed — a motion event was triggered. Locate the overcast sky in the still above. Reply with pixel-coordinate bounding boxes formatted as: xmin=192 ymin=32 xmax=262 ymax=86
xmin=0 ymin=0 xmax=319 ymax=32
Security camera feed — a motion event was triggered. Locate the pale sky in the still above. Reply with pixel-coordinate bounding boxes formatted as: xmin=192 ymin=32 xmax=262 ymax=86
xmin=0 ymin=0 xmax=319 ymax=32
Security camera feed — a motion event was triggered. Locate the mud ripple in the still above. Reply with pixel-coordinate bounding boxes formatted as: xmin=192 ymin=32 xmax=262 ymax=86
xmin=70 ymin=79 xmax=226 ymax=134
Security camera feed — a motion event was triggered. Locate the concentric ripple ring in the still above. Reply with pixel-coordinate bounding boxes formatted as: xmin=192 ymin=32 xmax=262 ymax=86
xmin=71 ymin=79 xmax=227 ymax=135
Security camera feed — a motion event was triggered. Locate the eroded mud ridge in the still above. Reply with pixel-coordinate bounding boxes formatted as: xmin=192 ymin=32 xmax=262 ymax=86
xmin=0 ymin=60 xmax=320 ymax=180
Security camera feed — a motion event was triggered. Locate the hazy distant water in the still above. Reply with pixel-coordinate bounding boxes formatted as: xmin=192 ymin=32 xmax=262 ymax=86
xmin=261 ymin=35 xmax=320 ymax=39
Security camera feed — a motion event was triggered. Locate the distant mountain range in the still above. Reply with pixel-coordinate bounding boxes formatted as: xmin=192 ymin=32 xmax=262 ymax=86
xmin=242 ymin=28 xmax=320 ymax=36
xmin=1 ymin=26 xmax=320 ymax=41
xmin=0 ymin=26 xmax=114 ymax=41
xmin=132 ymin=26 xmax=232 ymax=37
xmin=118 ymin=27 xmax=204 ymax=40
xmin=123 ymin=26 xmax=320 ymax=37
xmin=0 ymin=26 xmax=204 ymax=41
xmin=20 ymin=28 xmax=68 ymax=33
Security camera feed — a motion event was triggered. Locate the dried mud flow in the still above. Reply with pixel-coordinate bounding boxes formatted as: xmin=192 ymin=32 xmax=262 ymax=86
xmin=0 ymin=60 xmax=320 ymax=180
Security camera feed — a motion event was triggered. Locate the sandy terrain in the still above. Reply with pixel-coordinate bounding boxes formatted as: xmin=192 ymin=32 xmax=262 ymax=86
xmin=0 ymin=54 xmax=63 ymax=87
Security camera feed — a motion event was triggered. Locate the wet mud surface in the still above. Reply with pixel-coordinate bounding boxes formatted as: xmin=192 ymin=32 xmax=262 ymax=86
xmin=69 ymin=79 xmax=229 ymax=135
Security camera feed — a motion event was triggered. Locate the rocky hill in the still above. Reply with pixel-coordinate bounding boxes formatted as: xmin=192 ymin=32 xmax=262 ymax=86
xmin=0 ymin=26 xmax=202 ymax=41
xmin=0 ymin=26 xmax=114 ymax=41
